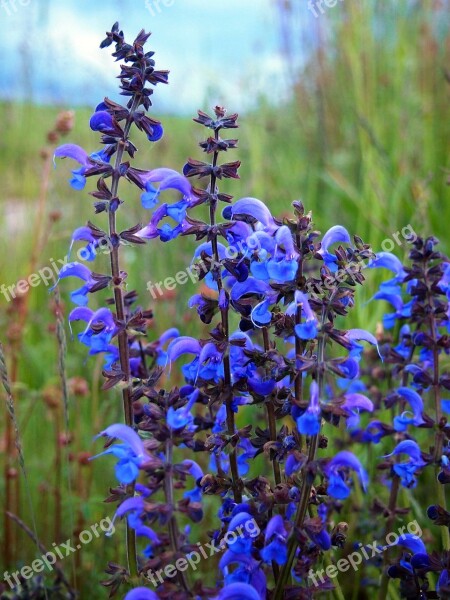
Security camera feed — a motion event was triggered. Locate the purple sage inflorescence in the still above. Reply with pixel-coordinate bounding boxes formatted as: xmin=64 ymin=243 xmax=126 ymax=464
xmin=54 ymin=22 xmax=450 ymax=600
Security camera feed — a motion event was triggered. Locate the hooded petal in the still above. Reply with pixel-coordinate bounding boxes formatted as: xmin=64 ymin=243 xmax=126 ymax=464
xmin=319 ymin=225 xmax=351 ymax=254
xmin=226 ymin=197 xmax=275 ymax=229
xmin=230 ymin=278 xmax=273 ymax=303
xmin=396 ymin=387 xmax=424 ymax=425
xmin=182 ymin=459 xmax=204 ymax=482
xmin=167 ymin=337 xmax=202 ymax=363
xmin=368 ymin=252 xmax=406 ymax=278
xmin=90 ymin=110 xmax=114 ymax=132
xmin=125 ymin=588 xmax=159 ymax=600
xmin=217 ymin=583 xmax=260 ymax=600
xmin=54 ymin=144 xmax=89 ymax=166
xmin=326 ymin=451 xmax=369 ymax=491
xmin=96 ymin=424 xmax=146 ymax=459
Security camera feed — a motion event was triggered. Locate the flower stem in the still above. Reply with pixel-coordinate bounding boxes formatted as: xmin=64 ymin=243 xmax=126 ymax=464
xmin=273 ymin=327 xmax=326 ymax=600
xmin=263 ymin=326 xmax=282 ymax=488
xmin=165 ymin=426 xmax=189 ymax=591
xmin=429 ymin=294 xmax=450 ymax=550
xmin=208 ymin=129 xmax=242 ymax=503
xmin=107 ymin=94 xmax=142 ymax=580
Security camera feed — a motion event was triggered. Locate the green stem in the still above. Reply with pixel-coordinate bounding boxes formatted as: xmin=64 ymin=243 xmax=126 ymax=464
xmin=273 ymin=328 xmax=326 ymax=600
xmin=263 ymin=327 xmax=282 ymax=489
xmin=108 ymin=94 xmax=142 ymax=579
xmin=208 ymin=129 xmax=242 ymax=503
xmin=165 ymin=427 xmax=189 ymax=591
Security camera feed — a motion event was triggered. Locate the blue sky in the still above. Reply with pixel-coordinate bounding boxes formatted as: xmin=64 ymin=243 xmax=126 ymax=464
xmin=0 ymin=0 xmax=302 ymax=114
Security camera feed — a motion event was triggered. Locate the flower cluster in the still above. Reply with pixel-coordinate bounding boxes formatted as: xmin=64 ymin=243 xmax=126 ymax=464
xmin=54 ymin=23 xmax=450 ymax=600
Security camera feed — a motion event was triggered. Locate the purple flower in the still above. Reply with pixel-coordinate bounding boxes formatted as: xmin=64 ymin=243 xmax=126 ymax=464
xmin=90 ymin=110 xmax=115 ymax=133
xmin=215 ymin=583 xmax=261 ymax=600
xmin=219 ymin=551 xmax=266 ymax=599
xmin=318 ymin=225 xmax=351 ymax=272
xmin=342 ymin=392 xmax=374 ymax=429
xmin=53 ymin=262 xmax=97 ymax=306
xmin=223 ymin=197 xmax=276 ymax=231
xmin=260 ymin=515 xmax=287 ymax=565
xmin=296 ymin=381 xmax=321 ymax=435
xmin=69 ymin=307 xmax=116 ymax=353
xmin=325 ymin=451 xmax=369 ymax=499
xmin=139 ymin=167 xmax=192 ymax=209
xmin=287 ymin=291 xmax=318 ymax=340
xmin=125 ymin=588 xmax=159 ymax=600
xmin=393 ymin=387 xmax=425 ymax=431
xmin=384 ymin=440 xmax=426 ymax=488
xmin=167 ymin=389 xmax=199 ymax=431
xmin=54 ymin=143 xmax=111 ymax=191
xmin=91 ymin=424 xmax=148 ymax=485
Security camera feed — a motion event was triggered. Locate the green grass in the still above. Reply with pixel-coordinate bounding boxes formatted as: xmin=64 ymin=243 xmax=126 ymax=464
xmin=0 ymin=1 xmax=449 ymax=596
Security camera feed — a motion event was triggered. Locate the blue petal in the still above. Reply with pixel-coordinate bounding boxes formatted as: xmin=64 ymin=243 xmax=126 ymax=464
xmin=96 ymin=424 xmax=146 ymax=459
xmin=141 ymin=185 xmax=160 ymax=209
xmin=147 ymin=123 xmax=164 ymax=142
xmin=90 ymin=110 xmax=114 ymax=132
xmin=54 ymin=143 xmax=89 ymax=166
xmin=217 ymin=583 xmax=260 ymax=600
xmin=296 ymin=412 xmax=320 ymax=435
xmin=124 ymin=587 xmax=159 ymax=600
xmin=320 ymin=225 xmax=351 ymax=253
xmin=295 ymin=321 xmax=318 ymax=340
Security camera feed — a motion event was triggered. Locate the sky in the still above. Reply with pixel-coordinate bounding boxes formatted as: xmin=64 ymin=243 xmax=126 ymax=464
xmin=0 ymin=0 xmax=302 ymax=114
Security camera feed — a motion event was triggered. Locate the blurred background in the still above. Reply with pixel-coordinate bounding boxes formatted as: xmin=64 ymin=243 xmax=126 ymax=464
xmin=0 ymin=0 xmax=449 ymax=596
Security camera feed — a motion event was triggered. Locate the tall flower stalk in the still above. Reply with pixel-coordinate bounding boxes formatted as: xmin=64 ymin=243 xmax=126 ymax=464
xmin=52 ymin=21 xmax=450 ymax=600
xmin=55 ymin=23 xmax=169 ymax=581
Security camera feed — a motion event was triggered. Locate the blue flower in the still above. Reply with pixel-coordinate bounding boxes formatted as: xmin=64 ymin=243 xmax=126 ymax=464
xmin=138 ymin=167 xmax=192 ymax=209
xmin=393 ymin=387 xmax=425 ymax=431
xmin=215 ymin=583 xmax=261 ymax=600
xmin=219 ymin=551 xmax=266 ymax=599
xmin=237 ymin=439 xmax=257 ymax=476
xmin=53 ymin=262 xmax=98 ymax=306
xmin=296 ymin=381 xmax=321 ymax=435
xmin=388 ymin=533 xmax=426 ymax=555
xmin=69 ymin=226 xmax=98 ymax=262
xmin=69 ymin=307 xmax=116 ymax=354
xmin=226 ymin=512 xmax=257 ymax=555
xmin=91 ymin=424 xmax=148 ymax=485
xmin=286 ymin=291 xmax=318 ymax=340
xmin=325 ymin=451 xmax=369 ymax=499
xmin=125 ymin=588 xmax=159 ymax=600
xmin=318 ymin=225 xmax=351 ymax=272
xmin=384 ymin=440 xmax=426 ymax=488
xmin=223 ymin=197 xmax=276 ymax=231
xmin=90 ymin=110 xmax=115 ymax=133
xmin=260 ymin=515 xmax=287 ymax=565
xmin=344 ymin=328 xmax=382 ymax=360
xmin=251 ymin=299 xmax=272 ymax=327
xmin=54 ymin=143 xmax=111 ymax=191
xmin=167 ymin=389 xmax=199 ymax=431
xmin=182 ymin=459 xmax=204 ymax=503
xmin=342 ymin=392 xmax=374 ymax=429
xmin=368 ymin=251 xmax=406 ymax=294
xmin=285 ymin=453 xmax=304 ymax=476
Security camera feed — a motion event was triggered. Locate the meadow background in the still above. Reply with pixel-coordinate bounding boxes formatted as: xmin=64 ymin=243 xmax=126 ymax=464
xmin=0 ymin=0 xmax=448 ymax=597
